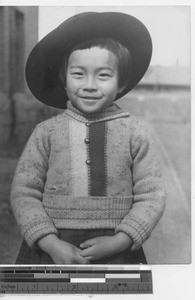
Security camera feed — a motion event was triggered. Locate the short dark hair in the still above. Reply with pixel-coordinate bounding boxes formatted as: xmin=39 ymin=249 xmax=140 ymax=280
xmin=59 ymin=38 xmax=132 ymax=90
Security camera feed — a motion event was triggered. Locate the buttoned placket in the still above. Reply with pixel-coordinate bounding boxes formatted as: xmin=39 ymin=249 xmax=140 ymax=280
xmin=85 ymin=122 xmax=91 ymax=166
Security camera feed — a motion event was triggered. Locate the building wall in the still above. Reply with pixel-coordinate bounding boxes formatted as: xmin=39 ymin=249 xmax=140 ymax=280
xmin=0 ymin=6 xmax=59 ymax=146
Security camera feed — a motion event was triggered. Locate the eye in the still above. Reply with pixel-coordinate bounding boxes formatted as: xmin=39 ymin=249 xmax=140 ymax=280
xmin=72 ymin=72 xmax=84 ymax=77
xmin=98 ymin=73 xmax=112 ymax=79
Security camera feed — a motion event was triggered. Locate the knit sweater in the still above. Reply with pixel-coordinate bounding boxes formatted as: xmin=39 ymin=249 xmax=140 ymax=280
xmin=11 ymin=101 xmax=166 ymax=250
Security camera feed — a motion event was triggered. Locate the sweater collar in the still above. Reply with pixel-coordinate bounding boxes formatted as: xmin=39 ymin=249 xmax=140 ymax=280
xmin=64 ymin=101 xmax=129 ymax=123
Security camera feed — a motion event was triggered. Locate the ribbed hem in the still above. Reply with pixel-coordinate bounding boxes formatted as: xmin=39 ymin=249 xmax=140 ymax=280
xmin=22 ymin=219 xmax=58 ymax=248
xmin=42 ymin=195 xmax=133 ymax=229
xmin=64 ymin=101 xmax=129 ymax=123
xmin=115 ymin=214 xmax=152 ymax=250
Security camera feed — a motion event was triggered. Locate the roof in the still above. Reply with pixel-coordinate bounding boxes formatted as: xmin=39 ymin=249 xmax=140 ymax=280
xmin=139 ymin=65 xmax=190 ymax=86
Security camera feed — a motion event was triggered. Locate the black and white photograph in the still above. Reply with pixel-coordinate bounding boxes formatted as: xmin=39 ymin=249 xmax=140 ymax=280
xmin=0 ymin=2 xmax=193 ymax=297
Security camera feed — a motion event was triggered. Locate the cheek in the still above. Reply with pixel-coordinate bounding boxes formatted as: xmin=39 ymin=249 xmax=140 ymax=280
xmin=103 ymin=80 xmax=119 ymax=95
xmin=66 ymin=77 xmax=79 ymax=94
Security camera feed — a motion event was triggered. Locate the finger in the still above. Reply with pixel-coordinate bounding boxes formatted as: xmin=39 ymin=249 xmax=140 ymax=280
xmin=79 ymin=247 xmax=94 ymax=257
xmin=77 ymin=255 xmax=90 ymax=264
xmin=78 ymin=253 xmax=93 ymax=262
xmin=80 ymin=239 xmax=96 ymax=249
xmin=82 ymin=258 xmax=91 ymax=264
xmin=84 ymin=256 xmax=92 ymax=261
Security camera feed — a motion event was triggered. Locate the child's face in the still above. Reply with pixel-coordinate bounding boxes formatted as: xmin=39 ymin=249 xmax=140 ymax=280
xmin=66 ymin=47 xmax=124 ymax=114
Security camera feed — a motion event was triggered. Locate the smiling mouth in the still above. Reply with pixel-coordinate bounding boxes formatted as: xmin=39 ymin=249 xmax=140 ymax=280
xmin=79 ymin=96 xmax=102 ymax=100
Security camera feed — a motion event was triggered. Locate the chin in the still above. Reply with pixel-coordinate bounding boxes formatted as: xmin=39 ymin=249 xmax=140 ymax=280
xmin=81 ymin=106 xmax=101 ymax=114
xmin=78 ymin=102 xmax=103 ymax=114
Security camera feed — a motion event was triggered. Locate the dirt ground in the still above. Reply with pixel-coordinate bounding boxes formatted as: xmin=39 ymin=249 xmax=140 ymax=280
xmin=0 ymin=96 xmax=191 ymax=264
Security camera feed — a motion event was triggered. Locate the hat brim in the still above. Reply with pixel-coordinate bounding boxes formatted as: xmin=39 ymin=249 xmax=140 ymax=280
xmin=25 ymin=12 xmax=152 ymax=109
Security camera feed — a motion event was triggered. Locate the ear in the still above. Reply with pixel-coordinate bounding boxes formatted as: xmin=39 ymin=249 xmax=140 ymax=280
xmin=117 ymin=85 xmax=126 ymax=95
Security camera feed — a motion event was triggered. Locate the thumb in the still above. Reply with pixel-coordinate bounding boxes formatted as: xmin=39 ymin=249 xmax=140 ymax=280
xmin=80 ymin=239 xmax=95 ymax=249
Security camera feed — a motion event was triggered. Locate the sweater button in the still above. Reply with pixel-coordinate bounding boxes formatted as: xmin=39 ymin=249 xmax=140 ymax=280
xmin=84 ymin=138 xmax=90 ymax=144
xmin=86 ymin=159 xmax=91 ymax=165
xmin=85 ymin=122 xmax=91 ymax=127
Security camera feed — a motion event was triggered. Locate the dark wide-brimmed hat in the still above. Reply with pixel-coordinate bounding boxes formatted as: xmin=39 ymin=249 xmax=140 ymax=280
xmin=26 ymin=11 xmax=152 ymax=109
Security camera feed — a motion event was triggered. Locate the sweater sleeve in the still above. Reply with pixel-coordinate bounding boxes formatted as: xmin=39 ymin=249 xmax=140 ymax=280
xmin=115 ymin=121 xmax=166 ymax=250
xmin=10 ymin=124 xmax=58 ymax=247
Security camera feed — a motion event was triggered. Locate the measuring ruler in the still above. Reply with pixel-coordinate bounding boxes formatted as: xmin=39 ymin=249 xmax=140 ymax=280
xmin=0 ymin=265 xmax=152 ymax=294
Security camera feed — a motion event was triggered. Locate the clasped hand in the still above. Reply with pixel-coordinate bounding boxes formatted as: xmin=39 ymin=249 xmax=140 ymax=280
xmin=79 ymin=236 xmax=119 ymax=261
xmin=79 ymin=233 xmax=132 ymax=261
xmin=48 ymin=236 xmax=119 ymax=263
xmin=38 ymin=232 xmax=132 ymax=264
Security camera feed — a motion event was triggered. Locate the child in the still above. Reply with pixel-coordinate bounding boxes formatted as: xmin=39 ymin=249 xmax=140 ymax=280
xmin=11 ymin=11 xmax=166 ymax=264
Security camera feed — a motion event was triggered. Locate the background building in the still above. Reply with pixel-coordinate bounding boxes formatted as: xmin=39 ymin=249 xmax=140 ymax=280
xmin=0 ymin=6 xmax=53 ymax=148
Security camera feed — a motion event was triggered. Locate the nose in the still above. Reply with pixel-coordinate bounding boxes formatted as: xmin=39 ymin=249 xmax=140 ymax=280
xmin=83 ymin=76 xmax=98 ymax=92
